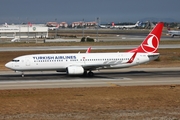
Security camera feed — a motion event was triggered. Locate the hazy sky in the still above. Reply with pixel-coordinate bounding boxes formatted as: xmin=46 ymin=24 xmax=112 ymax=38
xmin=0 ymin=0 xmax=180 ymax=24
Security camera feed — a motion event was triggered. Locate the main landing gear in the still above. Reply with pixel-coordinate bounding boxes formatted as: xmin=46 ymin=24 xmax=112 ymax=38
xmin=83 ymin=71 xmax=94 ymax=77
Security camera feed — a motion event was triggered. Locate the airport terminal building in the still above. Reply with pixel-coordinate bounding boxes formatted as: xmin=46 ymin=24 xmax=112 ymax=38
xmin=0 ymin=25 xmax=48 ymax=39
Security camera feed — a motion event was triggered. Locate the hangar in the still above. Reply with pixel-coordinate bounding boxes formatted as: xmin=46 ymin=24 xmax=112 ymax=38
xmin=0 ymin=25 xmax=48 ymax=40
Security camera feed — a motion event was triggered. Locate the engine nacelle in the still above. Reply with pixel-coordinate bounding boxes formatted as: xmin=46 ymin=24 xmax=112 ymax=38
xmin=66 ymin=66 xmax=84 ymax=75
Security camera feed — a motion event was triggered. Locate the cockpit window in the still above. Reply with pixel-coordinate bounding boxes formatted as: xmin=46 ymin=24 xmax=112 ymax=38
xmin=12 ymin=60 xmax=20 ymax=62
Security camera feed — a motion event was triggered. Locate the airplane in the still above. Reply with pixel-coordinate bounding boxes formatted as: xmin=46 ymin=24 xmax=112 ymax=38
xmin=4 ymin=23 xmax=8 ymax=27
xmin=167 ymin=25 xmax=180 ymax=38
xmin=48 ymin=24 xmax=60 ymax=30
xmin=5 ymin=22 xmax=164 ymax=77
xmin=99 ymin=24 xmax=109 ymax=28
xmin=11 ymin=37 xmax=20 ymax=42
xmin=110 ymin=21 xmax=141 ymax=29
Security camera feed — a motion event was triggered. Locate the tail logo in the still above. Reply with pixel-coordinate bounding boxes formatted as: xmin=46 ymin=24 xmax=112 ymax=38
xmin=141 ymin=34 xmax=159 ymax=53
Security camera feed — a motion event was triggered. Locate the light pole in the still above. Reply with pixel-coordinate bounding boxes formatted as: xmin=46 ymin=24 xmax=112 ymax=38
xmin=27 ymin=17 xmax=29 ymax=43
xmin=96 ymin=17 xmax=99 ymax=42
xmin=82 ymin=19 xmax=84 ymax=38
xmin=18 ymin=17 xmax=20 ymax=41
xmin=55 ymin=18 xmax=57 ymax=38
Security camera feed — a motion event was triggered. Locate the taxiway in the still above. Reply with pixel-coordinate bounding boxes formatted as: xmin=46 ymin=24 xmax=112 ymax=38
xmin=0 ymin=44 xmax=180 ymax=52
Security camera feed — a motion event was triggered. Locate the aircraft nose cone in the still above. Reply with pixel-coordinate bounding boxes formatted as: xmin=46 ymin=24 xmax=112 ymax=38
xmin=5 ymin=62 xmax=11 ymax=69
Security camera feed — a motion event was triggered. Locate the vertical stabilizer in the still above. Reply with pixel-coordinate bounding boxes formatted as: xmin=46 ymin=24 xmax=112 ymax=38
xmin=128 ymin=22 xmax=164 ymax=53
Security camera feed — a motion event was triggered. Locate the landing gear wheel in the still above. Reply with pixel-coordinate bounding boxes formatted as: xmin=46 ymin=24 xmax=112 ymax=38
xmin=21 ymin=72 xmax=24 ymax=77
xmin=83 ymin=71 xmax=87 ymax=76
xmin=88 ymin=71 xmax=94 ymax=77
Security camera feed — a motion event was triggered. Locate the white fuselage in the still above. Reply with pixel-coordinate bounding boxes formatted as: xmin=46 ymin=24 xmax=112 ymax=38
xmin=168 ymin=30 xmax=180 ymax=37
xmin=5 ymin=52 xmax=159 ymax=72
xmin=111 ymin=21 xmax=139 ymax=29
xmin=112 ymin=25 xmax=137 ymax=29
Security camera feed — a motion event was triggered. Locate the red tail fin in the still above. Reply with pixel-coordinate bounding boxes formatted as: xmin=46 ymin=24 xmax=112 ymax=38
xmin=112 ymin=22 xmax=115 ymax=27
xmin=128 ymin=22 xmax=164 ymax=53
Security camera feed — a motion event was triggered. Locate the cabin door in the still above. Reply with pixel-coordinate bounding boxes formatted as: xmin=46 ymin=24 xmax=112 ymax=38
xmin=25 ymin=57 xmax=30 ymax=66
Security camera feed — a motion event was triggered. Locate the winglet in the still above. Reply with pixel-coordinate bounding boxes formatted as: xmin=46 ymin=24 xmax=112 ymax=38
xmin=127 ymin=52 xmax=137 ymax=63
xmin=128 ymin=22 xmax=164 ymax=53
xmin=86 ymin=47 xmax=91 ymax=53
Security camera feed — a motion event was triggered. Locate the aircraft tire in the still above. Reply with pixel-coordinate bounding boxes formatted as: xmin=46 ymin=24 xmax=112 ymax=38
xmin=88 ymin=71 xmax=94 ymax=77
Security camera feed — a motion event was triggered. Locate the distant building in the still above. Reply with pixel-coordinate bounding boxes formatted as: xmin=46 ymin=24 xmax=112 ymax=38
xmin=59 ymin=22 xmax=68 ymax=28
xmin=85 ymin=21 xmax=97 ymax=26
xmin=71 ymin=21 xmax=83 ymax=28
xmin=0 ymin=24 xmax=48 ymax=39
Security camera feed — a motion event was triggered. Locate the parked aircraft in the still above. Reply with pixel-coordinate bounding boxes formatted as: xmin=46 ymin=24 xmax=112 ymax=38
xmin=99 ymin=24 xmax=110 ymax=28
xmin=48 ymin=24 xmax=60 ymax=30
xmin=110 ymin=21 xmax=141 ymax=29
xmin=4 ymin=23 xmax=8 ymax=27
xmin=5 ymin=22 xmax=164 ymax=77
xmin=167 ymin=26 xmax=180 ymax=38
xmin=11 ymin=38 xmax=20 ymax=42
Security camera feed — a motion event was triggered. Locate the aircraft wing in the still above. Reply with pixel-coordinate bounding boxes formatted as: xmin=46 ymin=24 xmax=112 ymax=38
xmin=82 ymin=52 xmax=137 ymax=70
xmin=82 ymin=60 xmax=123 ymax=70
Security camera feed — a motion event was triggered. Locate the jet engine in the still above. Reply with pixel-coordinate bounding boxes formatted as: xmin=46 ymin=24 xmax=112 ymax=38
xmin=66 ymin=66 xmax=84 ymax=75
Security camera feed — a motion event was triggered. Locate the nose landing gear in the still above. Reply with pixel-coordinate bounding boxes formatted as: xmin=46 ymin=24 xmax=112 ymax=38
xmin=21 ymin=72 xmax=24 ymax=77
